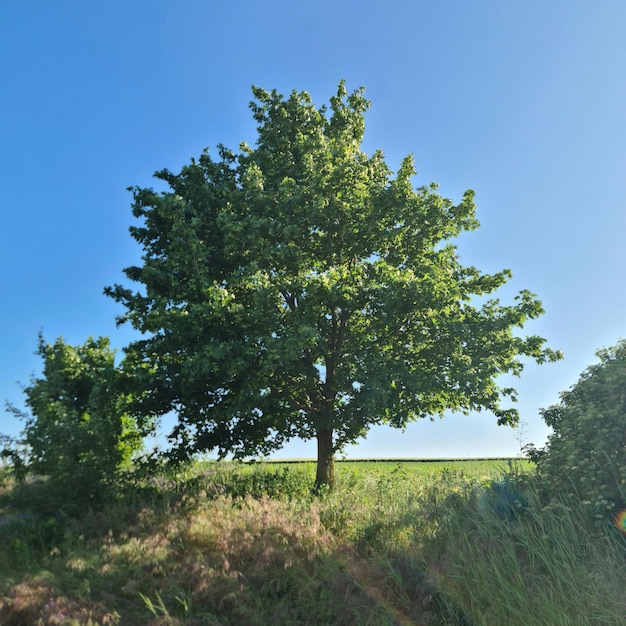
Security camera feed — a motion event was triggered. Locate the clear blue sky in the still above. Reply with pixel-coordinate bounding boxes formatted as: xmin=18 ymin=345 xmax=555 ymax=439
xmin=2 ymin=1 xmax=625 ymax=459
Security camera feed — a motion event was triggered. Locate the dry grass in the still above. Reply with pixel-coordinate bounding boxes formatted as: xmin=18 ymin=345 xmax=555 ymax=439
xmin=0 ymin=468 xmax=428 ymax=625
xmin=0 ymin=577 xmax=120 ymax=626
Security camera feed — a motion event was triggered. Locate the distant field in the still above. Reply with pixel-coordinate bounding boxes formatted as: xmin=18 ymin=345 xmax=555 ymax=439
xmin=254 ymin=456 xmax=529 ymax=481
xmin=267 ymin=456 xmax=523 ymax=468
xmin=346 ymin=455 xmax=521 ymax=470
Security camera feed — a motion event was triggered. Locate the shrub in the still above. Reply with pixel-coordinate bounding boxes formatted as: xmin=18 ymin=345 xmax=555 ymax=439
xmin=528 ymin=340 xmax=626 ymax=522
xmin=4 ymin=335 xmax=144 ymax=513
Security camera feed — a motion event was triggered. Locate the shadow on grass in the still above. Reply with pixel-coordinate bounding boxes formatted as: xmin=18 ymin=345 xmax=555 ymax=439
xmin=0 ymin=476 xmax=447 ymax=626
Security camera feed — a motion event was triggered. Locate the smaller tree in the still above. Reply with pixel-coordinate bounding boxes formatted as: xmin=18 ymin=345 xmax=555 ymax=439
xmin=528 ymin=340 xmax=626 ymax=521
xmin=5 ymin=334 xmax=143 ymax=508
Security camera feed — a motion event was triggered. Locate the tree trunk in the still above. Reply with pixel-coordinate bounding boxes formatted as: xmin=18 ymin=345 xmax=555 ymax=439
xmin=315 ymin=428 xmax=335 ymax=490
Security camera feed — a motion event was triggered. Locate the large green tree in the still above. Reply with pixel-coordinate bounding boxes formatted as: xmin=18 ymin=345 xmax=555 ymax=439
xmin=106 ymin=82 xmax=560 ymax=488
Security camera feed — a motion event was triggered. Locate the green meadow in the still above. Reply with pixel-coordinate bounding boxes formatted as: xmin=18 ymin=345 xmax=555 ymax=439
xmin=1 ymin=459 xmax=624 ymax=625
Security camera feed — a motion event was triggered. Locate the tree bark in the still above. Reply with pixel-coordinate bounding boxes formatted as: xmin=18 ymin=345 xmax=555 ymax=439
xmin=315 ymin=428 xmax=335 ymax=490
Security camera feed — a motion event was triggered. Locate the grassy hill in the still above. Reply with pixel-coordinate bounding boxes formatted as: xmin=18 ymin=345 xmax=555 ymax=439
xmin=1 ymin=459 xmax=624 ymax=625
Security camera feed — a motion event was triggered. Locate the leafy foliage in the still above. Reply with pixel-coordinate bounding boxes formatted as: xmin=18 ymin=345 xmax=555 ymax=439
xmin=106 ymin=81 xmax=560 ymax=486
xmin=528 ymin=340 xmax=626 ymax=520
xmin=5 ymin=335 xmax=143 ymax=510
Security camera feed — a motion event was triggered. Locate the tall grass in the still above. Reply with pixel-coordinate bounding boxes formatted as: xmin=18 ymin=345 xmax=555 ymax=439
xmin=421 ymin=479 xmax=626 ymax=625
xmin=0 ymin=460 xmax=624 ymax=624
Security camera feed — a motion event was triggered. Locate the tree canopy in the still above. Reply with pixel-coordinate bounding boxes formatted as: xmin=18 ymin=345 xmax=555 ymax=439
xmin=106 ymin=82 xmax=560 ymax=487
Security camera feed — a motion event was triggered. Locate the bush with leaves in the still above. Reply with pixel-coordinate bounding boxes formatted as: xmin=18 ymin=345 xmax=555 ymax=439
xmin=5 ymin=335 xmax=144 ymax=511
xmin=528 ymin=340 xmax=626 ymax=522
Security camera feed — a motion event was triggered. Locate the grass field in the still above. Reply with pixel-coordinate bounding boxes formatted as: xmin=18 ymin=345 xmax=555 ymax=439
xmin=0 ymin=459 xmax=624 ymax=625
